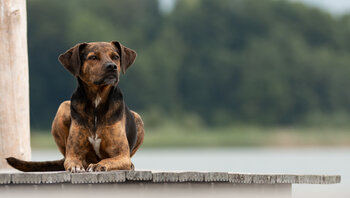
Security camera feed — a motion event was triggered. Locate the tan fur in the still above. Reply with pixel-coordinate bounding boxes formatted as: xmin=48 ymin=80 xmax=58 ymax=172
xmin=6 ymin=41 xmax=144 ymax=172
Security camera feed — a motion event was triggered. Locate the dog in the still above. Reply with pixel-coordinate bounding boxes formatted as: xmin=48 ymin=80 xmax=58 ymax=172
xmin=6 ymin=41 xmax=144 ymax=172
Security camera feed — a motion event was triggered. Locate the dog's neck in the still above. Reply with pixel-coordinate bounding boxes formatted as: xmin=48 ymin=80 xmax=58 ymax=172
xmin=76 ymin=78 xmax=117 ymax=108
xmin=70 ymin=78 xmax=124 ymax=130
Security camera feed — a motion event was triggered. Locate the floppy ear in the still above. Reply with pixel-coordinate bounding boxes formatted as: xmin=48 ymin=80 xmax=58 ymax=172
xmin=111 ymin=41 xmax=137 ymax=74
xmin=58 ymin=43 xmax=87 ymax=76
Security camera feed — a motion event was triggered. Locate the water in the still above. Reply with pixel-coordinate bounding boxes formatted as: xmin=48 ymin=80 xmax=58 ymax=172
xmin=32 ymin=147 xmax=350 ymax=198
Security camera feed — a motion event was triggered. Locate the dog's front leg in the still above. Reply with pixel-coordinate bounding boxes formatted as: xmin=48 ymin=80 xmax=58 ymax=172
xmin=64 ymin=122 xmax=90 ymax=172
xmin=87 ymin=155 xmax=132 ymax=172
xmin=87 ymin=127 xmax=132 ymax=171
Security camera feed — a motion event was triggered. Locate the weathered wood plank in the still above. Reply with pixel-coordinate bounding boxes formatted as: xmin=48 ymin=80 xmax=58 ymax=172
xmin=0 ymin=171 xmax=341 ymax=185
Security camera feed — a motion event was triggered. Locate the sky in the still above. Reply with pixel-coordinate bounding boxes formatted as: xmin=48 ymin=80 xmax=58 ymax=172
xmin=159 ymin=0 xmax=350 ymax=15
xmin=292 ymin=0 xmax=350 ymax=15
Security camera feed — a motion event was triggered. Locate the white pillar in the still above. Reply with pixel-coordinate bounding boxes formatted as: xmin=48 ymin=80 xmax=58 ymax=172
xmin=0 ymin=0 xmax=31 ymax=169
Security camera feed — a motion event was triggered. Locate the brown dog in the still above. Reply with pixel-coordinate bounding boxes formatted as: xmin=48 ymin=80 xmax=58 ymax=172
xmin=6 ymin=41 xmax=144 ymax=172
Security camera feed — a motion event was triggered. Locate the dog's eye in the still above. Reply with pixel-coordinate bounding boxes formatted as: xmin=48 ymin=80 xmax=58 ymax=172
xmin=88 ymin=55 xmax=98 ymax=60
xmin=112 ymin=55 xmax=120 ymax=60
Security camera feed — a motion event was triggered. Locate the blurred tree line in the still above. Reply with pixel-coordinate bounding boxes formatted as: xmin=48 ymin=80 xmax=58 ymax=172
xmin=28 ymin=0 xmax=350 ymax=129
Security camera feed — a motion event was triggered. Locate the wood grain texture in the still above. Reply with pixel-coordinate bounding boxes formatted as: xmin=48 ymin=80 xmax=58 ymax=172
xmin=0 ymin=0 xmax=31 ymax=168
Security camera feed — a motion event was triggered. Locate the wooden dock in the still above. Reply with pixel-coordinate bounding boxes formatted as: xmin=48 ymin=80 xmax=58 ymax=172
xmin=0 ymin=171 xmax=341 ymax=198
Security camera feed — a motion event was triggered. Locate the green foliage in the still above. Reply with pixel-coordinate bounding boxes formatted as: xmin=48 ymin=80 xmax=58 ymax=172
xmin=28 ymin=0 xmax=350 ymax=129
xmin=31 ymin=125 xmax=350 ymax=148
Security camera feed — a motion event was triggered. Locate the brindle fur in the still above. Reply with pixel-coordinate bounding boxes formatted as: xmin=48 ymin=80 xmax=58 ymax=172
xmin=6 ymin=41 xmax=144 ymax=172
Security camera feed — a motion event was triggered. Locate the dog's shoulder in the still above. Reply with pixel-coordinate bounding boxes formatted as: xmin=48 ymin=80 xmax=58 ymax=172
xmin=124 ymin=104 xmax=137 ymax=151
xmin=110 ymin=86 xmax=137 ymax=151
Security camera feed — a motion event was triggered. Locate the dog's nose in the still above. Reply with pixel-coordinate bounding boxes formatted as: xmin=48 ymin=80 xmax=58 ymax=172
xmin=105 ymin=63 xmax=117 ymax=71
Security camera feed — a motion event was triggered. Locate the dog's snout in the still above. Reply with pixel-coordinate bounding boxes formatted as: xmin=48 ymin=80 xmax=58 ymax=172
xmin=105 ymin=63 xmax=117 ymax=71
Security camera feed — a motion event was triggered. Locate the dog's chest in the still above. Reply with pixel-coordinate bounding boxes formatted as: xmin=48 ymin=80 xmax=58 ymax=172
xmin=88 ymin=135 xmax=102 ymax=158
xmin=94 ymin=95 xmax=102 ymax=108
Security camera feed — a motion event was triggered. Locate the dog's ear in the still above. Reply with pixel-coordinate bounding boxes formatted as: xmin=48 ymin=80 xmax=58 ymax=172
xmin=111 ymin=41 xmax=137 ymax=74
xmin=58 ymin=43 xmax=87 ymax=76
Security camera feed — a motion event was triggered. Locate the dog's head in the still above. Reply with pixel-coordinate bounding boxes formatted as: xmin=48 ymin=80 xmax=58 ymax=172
xmin=58 ymin=41 xmax=136 ymax=86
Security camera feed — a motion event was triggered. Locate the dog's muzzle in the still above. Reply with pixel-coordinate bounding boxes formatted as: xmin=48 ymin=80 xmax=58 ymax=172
xmin=104 ymin=74 xmax=118 ymax=85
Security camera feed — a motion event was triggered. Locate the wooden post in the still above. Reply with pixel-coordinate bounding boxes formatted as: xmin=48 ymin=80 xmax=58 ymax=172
xmin=0 ymin=0 xmax=31 ymax=169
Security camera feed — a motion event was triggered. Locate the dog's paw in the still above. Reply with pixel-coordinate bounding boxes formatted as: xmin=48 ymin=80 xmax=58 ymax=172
xmin=65 ymin=163 xmax=85 ymax=173
xmin=68 ymin=165 xmax=85 ymax=173
xmin=64 ymin=158 xmax=85 ymax=173
xmin=87 ymin=163 xmax=108 ymax=172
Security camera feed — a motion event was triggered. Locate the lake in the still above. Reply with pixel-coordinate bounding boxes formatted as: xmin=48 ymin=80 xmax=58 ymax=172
xmin=33 ymin=147 xmax=350 ymax=198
